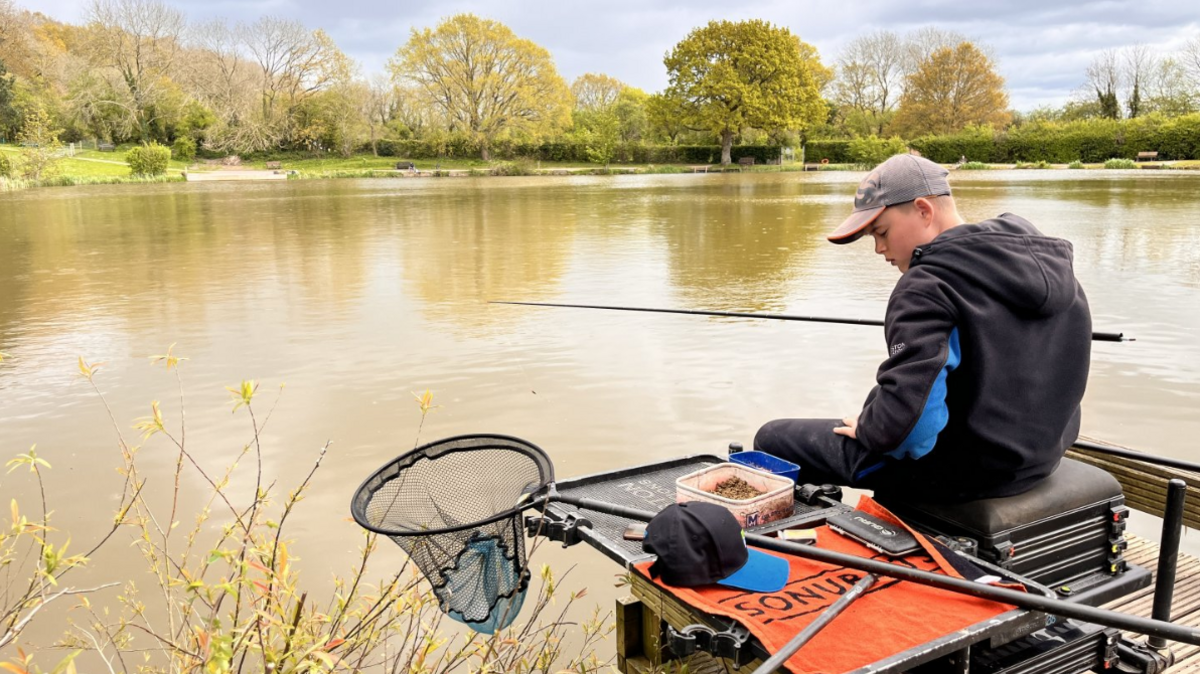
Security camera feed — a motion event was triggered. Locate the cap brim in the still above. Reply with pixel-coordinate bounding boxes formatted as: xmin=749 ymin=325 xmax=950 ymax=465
xmin=717 ymin=548 xmax=790 ymax=593
xmin=828 ymin=205 xmax=885 ymax=245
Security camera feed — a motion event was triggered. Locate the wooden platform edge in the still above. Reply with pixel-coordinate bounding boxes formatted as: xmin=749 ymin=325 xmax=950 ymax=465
xmin=1068 ymin=445 xmax=1200 ymax=530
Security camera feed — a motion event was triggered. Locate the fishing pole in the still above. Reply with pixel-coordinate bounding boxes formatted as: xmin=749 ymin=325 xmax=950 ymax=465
xmin=489 ymin=300 xmax=1132 ymax=343
xmin=487 ymin=299 xmax=1200 ymax=472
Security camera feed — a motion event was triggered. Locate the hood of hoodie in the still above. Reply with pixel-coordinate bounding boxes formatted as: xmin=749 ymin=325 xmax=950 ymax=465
xmin=909 ymin=214 xmax=1078 ymax=317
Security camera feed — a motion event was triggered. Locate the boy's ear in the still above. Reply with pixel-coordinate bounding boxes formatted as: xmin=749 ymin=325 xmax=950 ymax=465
xmin=914 ymin=197 xmax=937 ymax=224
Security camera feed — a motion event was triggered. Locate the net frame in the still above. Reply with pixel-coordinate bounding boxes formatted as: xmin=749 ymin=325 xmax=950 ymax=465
xmin=351 ymin=433 xmax=555 ymax=536
xmin=350 ymin=433 xmax=556 ymax=632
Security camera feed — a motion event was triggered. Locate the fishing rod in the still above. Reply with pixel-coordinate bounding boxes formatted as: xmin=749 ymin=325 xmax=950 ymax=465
xmin=493 ymin=301 xmax=1200 ymax=470
xmin=489 ymin=300 xmax=1132 ymax=343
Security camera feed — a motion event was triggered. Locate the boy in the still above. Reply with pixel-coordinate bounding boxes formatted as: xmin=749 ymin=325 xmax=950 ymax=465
xmin=754 ymin=154 xmax=1091 ymax=501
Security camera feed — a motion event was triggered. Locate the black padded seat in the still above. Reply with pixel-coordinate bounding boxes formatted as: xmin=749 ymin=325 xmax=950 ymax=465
xmin=879 ymin=458 xmax=1121 ymax=537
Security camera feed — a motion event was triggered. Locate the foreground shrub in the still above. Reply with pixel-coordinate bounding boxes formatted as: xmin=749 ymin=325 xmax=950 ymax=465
xmin=126 ymin=143 xmax=172 ymax=176
xmin=1068 ymin=160 xmax=1085 ymax=169
xmin=1104 ymin=158 xmax=1138 ymax=169
xmin=958 ymin=161 xmax=991 ymax=170
xmin=0 ymin=152 xmax=12 ymax=177
xmin=0 ymin=352 xmax=612 ymax=673
xmin=1014 ymin=160 xmax=1053 ymax=169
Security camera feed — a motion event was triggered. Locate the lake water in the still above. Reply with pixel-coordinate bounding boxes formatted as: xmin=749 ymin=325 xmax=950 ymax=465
xmin=2 ymin=170 xmax=1199 ymax=657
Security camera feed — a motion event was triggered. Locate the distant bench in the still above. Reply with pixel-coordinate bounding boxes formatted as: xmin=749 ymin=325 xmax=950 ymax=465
xmin=395 ymin=161 xmax=417 ymax=171
xmin=737 ymin=157 xmax=755 ymax=168
xmin=1136 ymin=151 xmax=1159 ymax=162
xmin=265 ymin=161 xmax=282 ymax=170
xmin=98 ymin=142 xmax=115 ymax=152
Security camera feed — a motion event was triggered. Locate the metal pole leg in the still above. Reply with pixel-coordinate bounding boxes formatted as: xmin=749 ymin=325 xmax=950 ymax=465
xmin=750 ymin=573 xmax=878 ymax=674
xmin=1149 ymin=479 xmax=1187 ymax=650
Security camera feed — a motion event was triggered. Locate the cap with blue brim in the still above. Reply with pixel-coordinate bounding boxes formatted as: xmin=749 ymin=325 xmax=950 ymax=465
xmin=643 ymin=502 xmax=789 ymax=593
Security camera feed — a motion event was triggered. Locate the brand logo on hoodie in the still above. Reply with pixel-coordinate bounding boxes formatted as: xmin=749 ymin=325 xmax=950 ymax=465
xmin=890 ymin=342 xmax=906 ymax=357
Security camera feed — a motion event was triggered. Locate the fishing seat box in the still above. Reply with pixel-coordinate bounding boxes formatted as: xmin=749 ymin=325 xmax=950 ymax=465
xmin=878 ymin=458 xmax=1148 ymax=604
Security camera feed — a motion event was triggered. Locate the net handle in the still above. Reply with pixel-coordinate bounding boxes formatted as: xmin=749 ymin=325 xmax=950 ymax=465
xmin=350 ymin=433 xmax=556 ymax=537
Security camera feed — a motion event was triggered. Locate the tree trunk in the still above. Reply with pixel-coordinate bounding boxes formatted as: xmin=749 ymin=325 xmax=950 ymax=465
xmin=721 ymin=129 xmax=734 ymax=165
xmin=481 ymin=144 xmax=490 ymax=161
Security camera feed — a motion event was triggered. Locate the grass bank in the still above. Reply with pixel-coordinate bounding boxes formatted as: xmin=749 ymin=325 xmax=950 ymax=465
xmin=7 ymin=143 xmax=1200 ymax=194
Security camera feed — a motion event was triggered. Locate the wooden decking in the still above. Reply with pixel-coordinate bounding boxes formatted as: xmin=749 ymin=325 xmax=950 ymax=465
xmin=1106 ymin=535 xmax=1200 ymax=673
xmin=618 ymin=534 xmax=1200 ymax=674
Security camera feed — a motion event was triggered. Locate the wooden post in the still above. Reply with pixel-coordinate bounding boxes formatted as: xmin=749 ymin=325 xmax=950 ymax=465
xmin=616 ymin=596 xmax=643 ymax=673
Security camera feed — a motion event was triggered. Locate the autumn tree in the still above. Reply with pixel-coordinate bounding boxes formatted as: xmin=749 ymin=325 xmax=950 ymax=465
xmin=0 ymin=0 xmax=15 ymax=47
xmin=0 ymin=0 xmax=23 ymax=67
xmin=663 ymin=19 xmax=828 ymax=164
xmin=571 ymin=72 xmax=624 ymax=111
xmin=892 ymin=42 xmax=1010 ymax=137
xmin=86 ymin=0 xmax=185 ymax=141
xmin=394 ymin=14 xmax=571 ymax=160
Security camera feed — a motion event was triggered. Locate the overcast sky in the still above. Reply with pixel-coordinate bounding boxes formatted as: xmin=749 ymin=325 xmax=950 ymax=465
xmin=15 ymin=0 xmax=1200 ymax=111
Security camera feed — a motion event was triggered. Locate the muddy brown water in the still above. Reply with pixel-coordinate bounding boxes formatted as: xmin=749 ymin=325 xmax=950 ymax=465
xmin=2 ymin=170 xmax=1199 ymax=658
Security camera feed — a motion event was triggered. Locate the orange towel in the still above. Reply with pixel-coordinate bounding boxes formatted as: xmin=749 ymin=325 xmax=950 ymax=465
xmin=634 ymin=497 xmax=1019 ymax=674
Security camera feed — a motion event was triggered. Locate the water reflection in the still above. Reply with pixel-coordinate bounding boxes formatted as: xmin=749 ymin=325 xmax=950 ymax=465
xmin=396 ymin=180 xmax=577 ymax=329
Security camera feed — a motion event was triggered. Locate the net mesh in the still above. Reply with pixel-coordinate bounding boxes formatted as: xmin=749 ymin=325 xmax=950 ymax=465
xmin=351 ymin=434 xmax=554 ymax=632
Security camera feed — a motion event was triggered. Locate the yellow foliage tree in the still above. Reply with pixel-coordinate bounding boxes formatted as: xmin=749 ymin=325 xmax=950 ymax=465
xmin=394 ymin=14 xmax=572 ymax=160
xmin=663 ymin=19 xmax=829 ymax=165
xmin=892 ymin=42 xmax=1011 ymax=137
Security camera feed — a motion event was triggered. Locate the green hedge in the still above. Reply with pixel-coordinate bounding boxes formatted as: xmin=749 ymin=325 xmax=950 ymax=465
xmin=0 ymin=153 xmax=12 ymax=178
xmin=370 ymin=139 xmax=782 ymax=164
xmin=909 ymin=127 xmax=1001 ymax=163
xmin=909 ymin=114 xmax=1200 ymax=164
xmin=803 ymin=140 xmax=852 ymax=163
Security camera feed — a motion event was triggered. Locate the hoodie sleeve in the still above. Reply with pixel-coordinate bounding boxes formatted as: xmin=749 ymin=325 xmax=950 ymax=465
xmin=856 ymin=287 xmax=959 ymax=457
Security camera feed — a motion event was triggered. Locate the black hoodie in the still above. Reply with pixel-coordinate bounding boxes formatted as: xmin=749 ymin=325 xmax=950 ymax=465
xmin=856 ymin=213 xmax=1091 ymax=499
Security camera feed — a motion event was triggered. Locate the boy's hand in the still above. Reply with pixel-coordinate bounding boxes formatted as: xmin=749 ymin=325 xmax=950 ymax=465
xmin=833 ymin=415 xmax=859 ymax=440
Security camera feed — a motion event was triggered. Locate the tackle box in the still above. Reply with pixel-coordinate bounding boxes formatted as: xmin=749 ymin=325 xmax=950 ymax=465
xmin=879 ymin=459 xmax=1141 ymax=600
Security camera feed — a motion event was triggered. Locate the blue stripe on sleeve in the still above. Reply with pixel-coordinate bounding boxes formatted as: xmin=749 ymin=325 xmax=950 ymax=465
xmin=886 ymin=327 xmax=961 ymax=461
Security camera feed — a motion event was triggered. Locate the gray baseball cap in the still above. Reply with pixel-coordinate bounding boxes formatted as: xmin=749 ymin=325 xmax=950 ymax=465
xmin=828 ymin=154 xmax=952 ymax=244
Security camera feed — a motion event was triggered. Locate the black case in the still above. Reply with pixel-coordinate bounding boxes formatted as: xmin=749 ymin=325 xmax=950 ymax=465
xmin=887 ymin=496 xmax=1129 ymax=595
